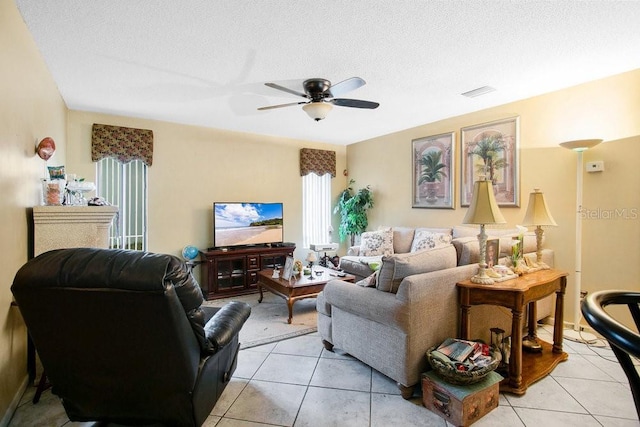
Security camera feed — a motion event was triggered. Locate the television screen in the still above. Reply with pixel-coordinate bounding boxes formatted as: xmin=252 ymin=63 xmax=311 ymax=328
xmin=213 ymin=202 xmax=284 ymax=248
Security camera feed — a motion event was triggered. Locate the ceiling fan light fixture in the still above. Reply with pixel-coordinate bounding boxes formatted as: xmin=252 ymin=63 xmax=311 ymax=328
xmin=302 ymin=102 xmax=332 ymax=121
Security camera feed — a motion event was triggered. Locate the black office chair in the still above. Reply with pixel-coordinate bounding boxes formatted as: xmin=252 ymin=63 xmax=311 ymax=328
xmin=12 ymin=248 xmax=251 ymax=427
xmin=581 ymin=290 xmax=640 ymax=418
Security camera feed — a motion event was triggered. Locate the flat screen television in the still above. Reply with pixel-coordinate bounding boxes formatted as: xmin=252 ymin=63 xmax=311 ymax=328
xmin=213 ymin=202 xmax=284 ymax=249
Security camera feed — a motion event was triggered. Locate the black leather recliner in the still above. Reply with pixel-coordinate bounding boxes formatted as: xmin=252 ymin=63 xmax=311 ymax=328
xmin=11 ymin=248 xmax=251 ymax=427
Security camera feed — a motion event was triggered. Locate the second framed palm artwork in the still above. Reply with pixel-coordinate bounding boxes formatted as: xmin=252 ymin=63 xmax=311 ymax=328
xmin=461 ymin=117 xmax=520 ymax=207
xmin=412 ymin=132 xmax=455 ymax=209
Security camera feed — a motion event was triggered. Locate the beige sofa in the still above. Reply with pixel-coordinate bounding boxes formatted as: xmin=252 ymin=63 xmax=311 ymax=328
xmin=317 ymin=226 xmax=554 ymax=398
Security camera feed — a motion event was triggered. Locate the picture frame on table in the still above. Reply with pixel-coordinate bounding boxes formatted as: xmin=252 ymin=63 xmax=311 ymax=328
xmin=461 ymin=117 xmax=520 ymax=207
xmin=486 ymin=238 xmax=499 ymax=268
xmin=282 ymin=256 xmax=294 ymax=280
xmin=412 ymin=131 xmax=455 ymax=209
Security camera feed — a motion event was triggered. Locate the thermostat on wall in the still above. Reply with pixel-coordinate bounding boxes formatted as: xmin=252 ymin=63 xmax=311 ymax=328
xmin=586 ymin=161 xmax=604 ymax=172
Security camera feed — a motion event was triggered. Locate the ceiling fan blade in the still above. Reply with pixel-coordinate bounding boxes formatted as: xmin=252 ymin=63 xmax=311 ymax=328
xmin=258 ymin=101 xmax=308 ymax=111
xmin=327 ymin=77 xmax=366 ymax=97
xmin=332 ymin=98 xmax=379 ymax=109
xmin=264 ymin=82 xmax=308 ymax=98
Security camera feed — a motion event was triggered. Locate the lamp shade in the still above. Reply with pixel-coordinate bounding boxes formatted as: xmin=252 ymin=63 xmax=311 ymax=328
xmin=559 ymin=139 xmax=602 ymax=152
xmin=462 ymin=179 xmax=506 ymax=225
xmin=302 ymin=102 xmax=332 ymax=121
xmin=522 ymin=188 xmax=557 ymax=226
xmin=306 ymin=251 xmax=317 ymax=263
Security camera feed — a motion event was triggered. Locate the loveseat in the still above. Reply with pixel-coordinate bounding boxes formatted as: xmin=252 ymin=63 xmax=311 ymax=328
xmin=317 ymin=226 xmax=554 ymax=398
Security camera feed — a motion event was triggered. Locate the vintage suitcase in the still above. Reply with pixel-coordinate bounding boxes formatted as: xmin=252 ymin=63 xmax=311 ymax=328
xmin=422 ymin=370 xmax=503 ymax=426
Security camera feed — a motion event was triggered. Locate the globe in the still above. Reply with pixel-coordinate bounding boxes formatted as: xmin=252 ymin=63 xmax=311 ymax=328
xmin=182 ymin=245 xmax=199 ymax=261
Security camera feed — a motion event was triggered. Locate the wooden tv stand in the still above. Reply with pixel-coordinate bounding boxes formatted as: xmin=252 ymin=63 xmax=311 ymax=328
xmin=200 ymin=245 xmax=295 ymax=300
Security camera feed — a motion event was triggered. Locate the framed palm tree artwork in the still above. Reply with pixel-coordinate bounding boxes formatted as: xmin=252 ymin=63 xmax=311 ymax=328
xmin=412 ymin=132 xmax=455 ymax=209
xmin=461 ymin=117 xmax=520 ymax=207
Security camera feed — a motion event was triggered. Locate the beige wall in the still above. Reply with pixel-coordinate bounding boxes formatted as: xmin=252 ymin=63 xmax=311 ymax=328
xmin=66 ymin=111 xmax=348 ymax=267
xmin=347 ymin=69 xmax=640 ymax=330
xmin=0 ymin=0 xmax=68 ymax=421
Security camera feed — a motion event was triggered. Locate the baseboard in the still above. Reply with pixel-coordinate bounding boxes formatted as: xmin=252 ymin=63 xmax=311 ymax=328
xmin=0 ymin=375 xmax=28 ymax=427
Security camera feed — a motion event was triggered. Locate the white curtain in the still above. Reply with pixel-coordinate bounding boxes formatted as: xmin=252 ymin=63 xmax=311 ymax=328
xmin=302 ymin=173 xmax=332 ymax=249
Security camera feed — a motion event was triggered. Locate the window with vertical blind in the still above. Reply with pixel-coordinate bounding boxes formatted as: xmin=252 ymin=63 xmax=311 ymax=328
xmin=300 ymin=148 xmax=336 ymax=249
xmin=92 ymin=123 xmax=152 ymax=251
xmin=302 ymin=173 xmax=332 ymax=248
xmin=96 ymin=158 xmax=148 ymax=250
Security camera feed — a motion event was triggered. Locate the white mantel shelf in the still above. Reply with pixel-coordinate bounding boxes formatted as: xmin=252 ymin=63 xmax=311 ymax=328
xmin=33 ymin=205 xmax=118 ymax=256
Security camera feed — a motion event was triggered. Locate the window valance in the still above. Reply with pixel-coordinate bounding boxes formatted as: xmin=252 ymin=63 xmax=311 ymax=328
xmin=299 ymin=148 xmax=336 ymax=177
xmin=91 ymin=123 xmax=154 ymax=166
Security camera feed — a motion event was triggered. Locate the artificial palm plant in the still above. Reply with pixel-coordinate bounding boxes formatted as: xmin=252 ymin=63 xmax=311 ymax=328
xmin=472 ymin=135 xmax=507 ymax=182
xmin=334 ymin=180 xmax=374 ymax=246
xmin=418 ymin=151 xmax=447 ymax=184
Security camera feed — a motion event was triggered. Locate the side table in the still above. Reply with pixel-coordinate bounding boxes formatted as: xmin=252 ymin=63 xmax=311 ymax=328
xmin=457 ymin=268 xmax=569 ymax=395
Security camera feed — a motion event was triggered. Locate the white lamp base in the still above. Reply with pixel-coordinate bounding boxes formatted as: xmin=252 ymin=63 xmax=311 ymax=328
xmin=470 ymin=224 xmax=495 ymax=285
xmin=470 ymin=272 xmax=495 ymax=284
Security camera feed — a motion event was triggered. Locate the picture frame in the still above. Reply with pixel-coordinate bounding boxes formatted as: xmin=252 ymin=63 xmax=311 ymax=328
xmin=282 ymin=256 xmax=294 ymax=280
xmin=461 ymin=117 xmax=520 ymax=207
xmin=412 ymin=131 xmax=455 ymax=209
xmin=485 ymin=238 xmax=499 ymax=268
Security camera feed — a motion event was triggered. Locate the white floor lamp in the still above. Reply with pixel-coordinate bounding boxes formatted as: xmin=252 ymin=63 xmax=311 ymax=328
xmin=559 ymin=139 xmax=602 ymax=342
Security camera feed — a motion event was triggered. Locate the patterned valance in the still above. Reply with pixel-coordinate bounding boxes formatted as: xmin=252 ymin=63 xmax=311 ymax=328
xmin=300 ymin=148 xmax=336 ymax=177
xmin=91 ymin=123 xmax=154 ymax=166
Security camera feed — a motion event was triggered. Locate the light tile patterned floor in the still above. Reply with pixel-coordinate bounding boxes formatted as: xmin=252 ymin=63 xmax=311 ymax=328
xmin=8 ymin=326 xmax=640 ymax=426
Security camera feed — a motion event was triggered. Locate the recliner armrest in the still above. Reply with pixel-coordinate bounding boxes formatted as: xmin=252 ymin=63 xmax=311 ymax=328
xmin=203 ymin=301 xmax=251 ymax=354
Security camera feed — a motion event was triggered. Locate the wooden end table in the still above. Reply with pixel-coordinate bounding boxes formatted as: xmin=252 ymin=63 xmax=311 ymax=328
xmin=456 ymin=268 xmax=568 ymax=395
xmin=257 ymin=265 xmax=355 ymax=324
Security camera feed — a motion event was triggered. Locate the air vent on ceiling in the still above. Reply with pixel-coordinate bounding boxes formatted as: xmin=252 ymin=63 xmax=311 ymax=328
xmin=461 ymin=86 xmax=496 ymax=98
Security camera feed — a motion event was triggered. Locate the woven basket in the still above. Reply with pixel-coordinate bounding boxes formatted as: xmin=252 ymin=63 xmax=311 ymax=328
xmin=426 ymin=345 xmax=501 ymax=385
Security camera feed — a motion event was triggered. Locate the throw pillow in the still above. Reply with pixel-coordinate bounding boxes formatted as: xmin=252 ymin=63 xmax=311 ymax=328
xmin=376 ymin=244 xmax=457 ymax=293
xmin=379 ymin=226 xmax=415 ymax=254
xmin=410 ymin=230 xmax=453 ymax=253
xmin=359 ymin=228 xmax=394 ymax=257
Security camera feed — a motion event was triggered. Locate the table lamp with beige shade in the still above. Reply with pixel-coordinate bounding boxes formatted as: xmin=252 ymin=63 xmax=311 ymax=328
xmin=462 ymin=177 xmax=506 ymax=284
xmin=305 ymin=251 xmax=317 ymax=277
xmin=521 ymin=188 xmax=557 ymax=269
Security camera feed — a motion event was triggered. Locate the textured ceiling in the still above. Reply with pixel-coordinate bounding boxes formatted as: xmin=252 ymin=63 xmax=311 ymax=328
xmin=16 ymin=0 xmax=640 ymax=145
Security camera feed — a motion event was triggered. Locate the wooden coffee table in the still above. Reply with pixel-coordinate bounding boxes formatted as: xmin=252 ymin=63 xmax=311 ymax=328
xmin=257 ymin=265 xmax=355 ymax=324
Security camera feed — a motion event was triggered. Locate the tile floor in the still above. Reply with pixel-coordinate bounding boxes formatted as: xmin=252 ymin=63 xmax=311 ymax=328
xmin=8 ymin=326 xmax=640 ymax=426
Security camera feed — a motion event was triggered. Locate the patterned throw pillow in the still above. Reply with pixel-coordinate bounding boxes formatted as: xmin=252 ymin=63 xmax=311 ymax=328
xmin=359 ymin=228 xmax=394 ymax=257
xmin=410 ymin=230 xmax=452 ymax=253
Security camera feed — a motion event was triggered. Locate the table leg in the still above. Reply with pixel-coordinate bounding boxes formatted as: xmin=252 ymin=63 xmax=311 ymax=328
xmin=522 ymin=301 xmax=542 ymax=353
xmin=527 ymin=302 xmax=537 ymax=339
xmin=286 ymin=299 xmax=294 ymax=324
xmin=460 ymin=303 xmax=471 ymax=339
xmin=509 ymin=307 xmax=524 ymax=390
xmin=553 ymin=277 xmax=566 ymax=353
xmin=258 ymin=283 xmax=264 ymax=303
xmin=459 ymin=288 xmax=471 ymax=339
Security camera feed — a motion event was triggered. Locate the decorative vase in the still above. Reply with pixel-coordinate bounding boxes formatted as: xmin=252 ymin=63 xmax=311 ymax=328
xmin=424 ymin=182 xmax=438 ymax=203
